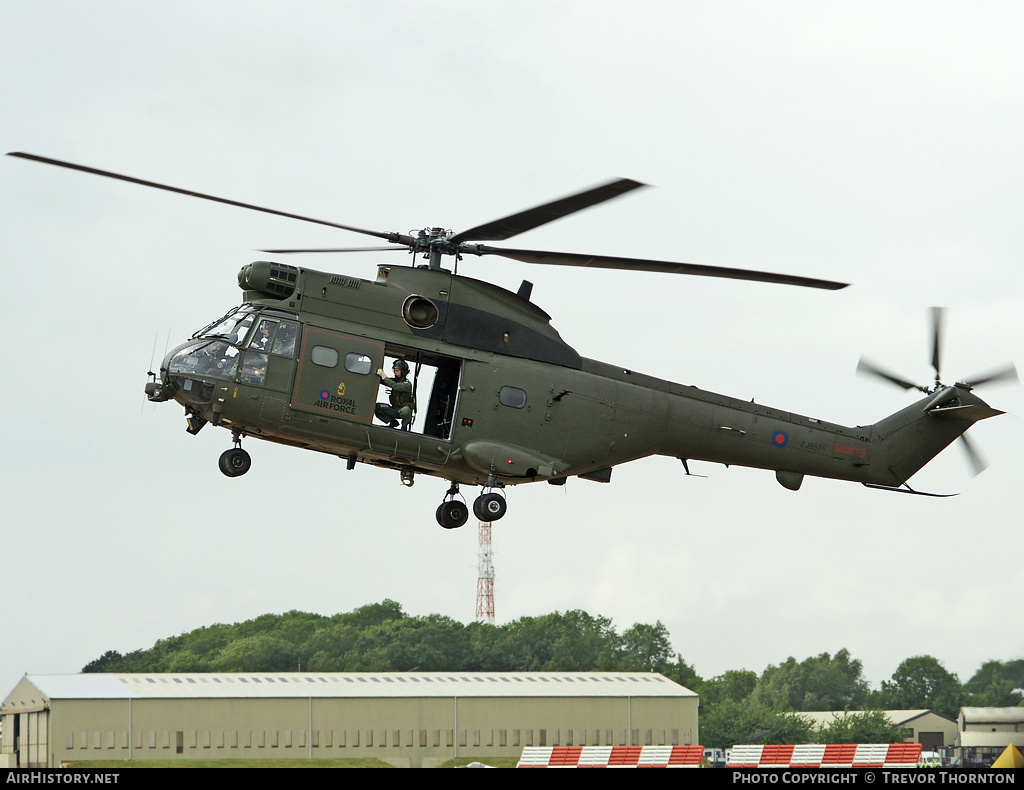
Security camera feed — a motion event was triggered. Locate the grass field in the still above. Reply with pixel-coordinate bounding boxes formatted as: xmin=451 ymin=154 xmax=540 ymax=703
xmin=440 ymin=757 xmax=517 ymax=768
xmin=63 ymin=758 xmax=394 ymax=768
xmin=63 ymin=756 xmax=517 ymax=768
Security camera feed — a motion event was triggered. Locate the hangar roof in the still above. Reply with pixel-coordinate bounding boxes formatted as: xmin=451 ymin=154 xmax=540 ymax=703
xmin=4 ymin=672 xmax=694 ymax=707
xmin=960 ymin=707 xmax=1024 ymax=725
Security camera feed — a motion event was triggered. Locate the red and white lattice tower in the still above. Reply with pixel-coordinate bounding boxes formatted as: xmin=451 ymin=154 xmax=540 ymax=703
xmin=475 ymin=519 xmax=495 ymax=624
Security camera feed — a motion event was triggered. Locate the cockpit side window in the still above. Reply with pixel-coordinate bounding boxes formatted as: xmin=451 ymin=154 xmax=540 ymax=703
xmin=249 ymin=319 xmax=278 ymax=352
xmin=271 ymin=322 xmax=298 ymax=357
xmin=243 ymin=317 xmax=299 ymax=357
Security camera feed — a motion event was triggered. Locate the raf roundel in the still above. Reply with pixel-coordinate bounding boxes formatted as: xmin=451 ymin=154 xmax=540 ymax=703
xmin=320 ymin=390 xmax=331 ymax=401
xmin=771 ymin=430 xmax=789 ymax=448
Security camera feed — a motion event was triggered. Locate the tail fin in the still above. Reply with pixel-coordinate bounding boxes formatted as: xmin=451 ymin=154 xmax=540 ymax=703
xmin=867 ymin=386 xmax=1002 ymax=486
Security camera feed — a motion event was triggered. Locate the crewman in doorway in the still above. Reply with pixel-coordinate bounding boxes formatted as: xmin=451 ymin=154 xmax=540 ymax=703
xmin=375 ymin=359 xmax=415 ymax=430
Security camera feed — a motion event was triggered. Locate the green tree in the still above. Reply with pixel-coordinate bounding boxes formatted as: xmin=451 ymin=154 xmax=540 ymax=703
xmin=334 ymin=600 xmax=406 ymax=630
xmin=662 ymin=655 xmax=703 ymax=692
xmin=108 ymin=649 xmax=153 ymax=673
xmin=212 ymin=634 xmax=298 ymax=672
xmin=964 ymin=660 xmax=1024 ymax=707
xmin=752 ymin=649 xmax=869 ymax=711
xmin=879 ymin=656 xmax=965 ymax=719
xmin=185 ymin=624 xmax=234 ymax=660
xmin=619 ymin=621 xmax=673 ymax=672
xmin=700 ymin=699 xmax=815 ymax=749
xmin=701 ymin=669 xmax=758 ymax=707
xmin=544 ymin=610 xmax=619 ymax=670
xmin=817 ymin=711 xmax=911 ymax=744
xmin=484 ymin=611 xmax=620 ymax=671
xmin=164 ymin=650 xmax=210 ymax=673
xmin=82 ymin=650 xmax=124 ymax=673
xmin=303 ymin=622 xmax=361 ymax=671
xmin=370 ymin=614 xmax=474 ymax=671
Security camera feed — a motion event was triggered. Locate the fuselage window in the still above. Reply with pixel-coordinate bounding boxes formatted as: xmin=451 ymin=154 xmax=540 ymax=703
xmin=499 ymin=386 xmax=527 ymax=409
xmin=345 ymin=353 xmax=373 ymax=375
xmin=311 ymin=346 xmax=339 ymax=368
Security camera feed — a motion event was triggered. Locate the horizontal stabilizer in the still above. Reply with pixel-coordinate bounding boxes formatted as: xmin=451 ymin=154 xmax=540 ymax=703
xmin=927 ymin=403 xmax=1004 ymax=421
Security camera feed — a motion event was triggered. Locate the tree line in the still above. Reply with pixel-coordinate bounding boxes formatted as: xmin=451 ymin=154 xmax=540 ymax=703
xmin=84 ymin=601 xmax=1023 ymax=748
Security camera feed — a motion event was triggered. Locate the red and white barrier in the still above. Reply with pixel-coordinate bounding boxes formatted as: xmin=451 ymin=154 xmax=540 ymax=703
xmin=518 ymin=745 xmax=705 ymax=767
xmin=727 ymin=743 xmax=922 ymax=768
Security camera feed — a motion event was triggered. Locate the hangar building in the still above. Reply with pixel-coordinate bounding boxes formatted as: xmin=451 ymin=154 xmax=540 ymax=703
xmin=1 ymin=672 xmax=698 ymax=768
xmin=956 ymin=706 xmax=1024 ymax=765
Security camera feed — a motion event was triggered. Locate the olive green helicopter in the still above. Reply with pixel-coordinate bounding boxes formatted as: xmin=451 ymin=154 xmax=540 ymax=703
xmin=9 ymin=152 xmax=1017 ymax=529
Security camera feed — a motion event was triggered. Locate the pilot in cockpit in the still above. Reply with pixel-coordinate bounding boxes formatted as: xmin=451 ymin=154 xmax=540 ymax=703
xmin=249 ymin=320 xmax=273 ymax=351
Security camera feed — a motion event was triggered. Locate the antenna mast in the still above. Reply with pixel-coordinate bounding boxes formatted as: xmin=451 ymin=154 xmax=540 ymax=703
xmin=475 ymin=518 xmax=495 ymax=625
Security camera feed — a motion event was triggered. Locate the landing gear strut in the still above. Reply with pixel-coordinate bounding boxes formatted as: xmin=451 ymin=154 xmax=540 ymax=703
xmin=472 ymin=473 xmax=507 ymax=522
xmin=436 ymin=482 xmax=469 ymax=529
xmin=218 ymin=431 xmax=251 ymax=478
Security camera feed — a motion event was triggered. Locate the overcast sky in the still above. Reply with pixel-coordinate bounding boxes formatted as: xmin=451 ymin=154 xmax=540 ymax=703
xmin=2 ymin=1 xmax=1022 ymax=695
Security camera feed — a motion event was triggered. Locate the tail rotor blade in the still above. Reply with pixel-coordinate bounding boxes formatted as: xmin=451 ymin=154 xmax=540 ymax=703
xmin=930 ymin=306 xmax=945 ymax=385
xmin=861 ymin=308 xmax=1009 ymax=480
xmin=959 ymin=433 xmax=988 ymax=477
xmin=963 ymin=363 xmax=1019 ymax=389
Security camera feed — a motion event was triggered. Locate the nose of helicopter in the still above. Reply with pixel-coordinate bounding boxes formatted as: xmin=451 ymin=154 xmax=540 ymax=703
xmin=150 ymin=339 xmax=238 ymax=408
xmin=145 ymin=341 xmax=212 ymax=403
xmin=144 ymin=347 xmax=176 ymax=402
xmin=145 ymin=357 xmax=177 ymax=401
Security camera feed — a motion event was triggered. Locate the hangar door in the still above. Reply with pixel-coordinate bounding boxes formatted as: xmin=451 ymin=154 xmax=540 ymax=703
xmin=6 ymin=709 xmax=49 ymax=767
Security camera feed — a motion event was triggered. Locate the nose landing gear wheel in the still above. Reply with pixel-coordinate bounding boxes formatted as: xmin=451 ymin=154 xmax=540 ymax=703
xmin=436 ymin=500 xmax=469 ymax=530
xmin=219 ymin=448 xmax=252 ymax=477
xmin=473 ymin=492 xmax=507 ymax=522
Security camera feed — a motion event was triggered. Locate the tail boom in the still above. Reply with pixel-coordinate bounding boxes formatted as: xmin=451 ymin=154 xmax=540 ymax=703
xmin=653 ymin=384 xmax=1000 ymax=490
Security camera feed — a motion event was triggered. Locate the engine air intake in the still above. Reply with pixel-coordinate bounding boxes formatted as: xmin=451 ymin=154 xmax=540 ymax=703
xmin=237 ymin=261 xmax=298 ymax=298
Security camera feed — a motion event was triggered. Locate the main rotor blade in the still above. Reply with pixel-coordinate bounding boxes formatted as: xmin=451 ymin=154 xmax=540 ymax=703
xmin=959 ymin=433 xmax=988 ymax=477
xmin=8 ymin=152 xmax=393 ymax=241
xmin=963 ymin=363 xmax=1019 ymax=389
xmin=470 ymin=245 xmax=849 ymax=290
xmin=931 ymin=306 xmax=945 ymax=383
xmin=856 ymin=357 xmax=928 ymax=392
xmin=259 ymin=246 xmax=407 ymax=254
xmin=449 ymin=178 xmax=646 ymax=244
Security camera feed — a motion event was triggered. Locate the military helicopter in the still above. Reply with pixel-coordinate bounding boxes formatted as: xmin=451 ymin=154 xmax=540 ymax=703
xmin=9 ymin=152 xmax=1017 ymax=529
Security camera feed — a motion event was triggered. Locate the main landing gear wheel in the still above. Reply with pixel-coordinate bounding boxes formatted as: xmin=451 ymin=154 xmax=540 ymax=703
xmin=473 ymin=492 xmax=507 ymax=522
xmin=436 ymin=500 xmax=469 ymax=530
xmin=219 ymin=448 xmax=251 ymax=477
